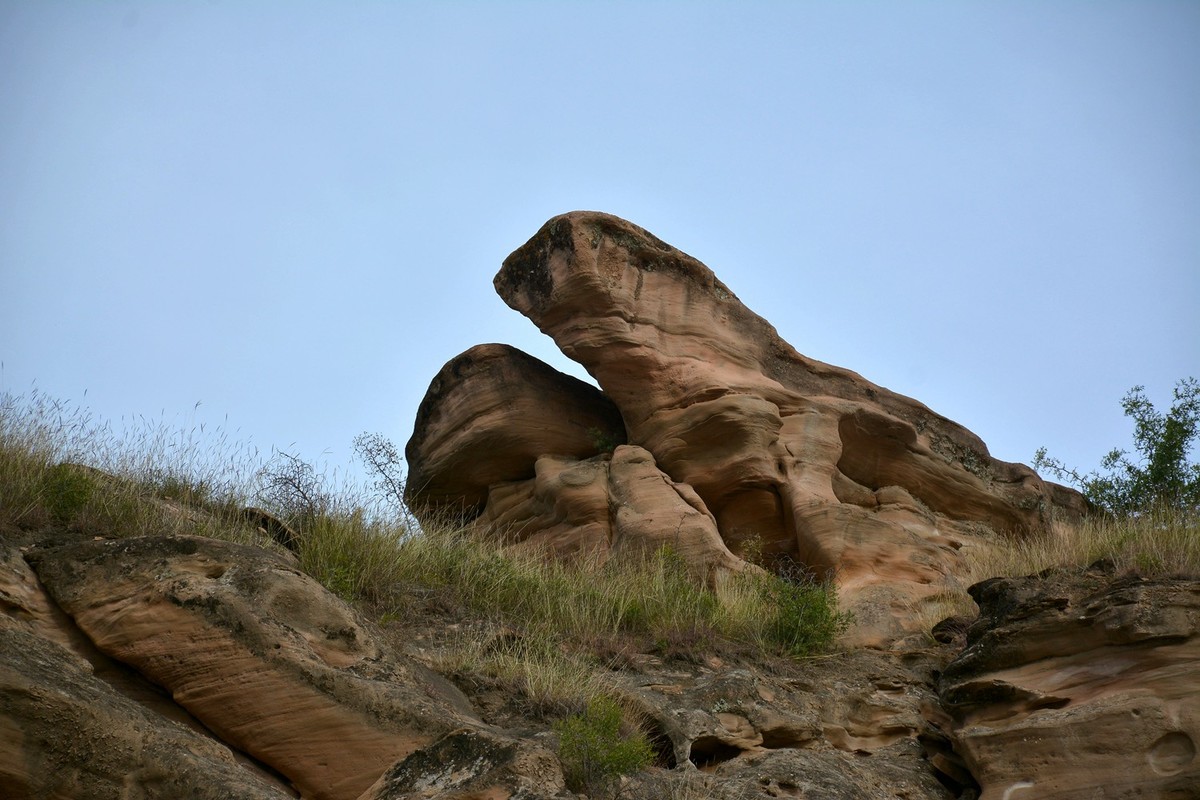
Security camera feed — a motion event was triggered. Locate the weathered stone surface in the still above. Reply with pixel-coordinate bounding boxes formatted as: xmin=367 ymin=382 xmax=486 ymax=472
xmin=26 ymin=536 xmax=479 ymax=800
xmin=939 ymin=563 xmax=1200 ymax=799
xmin=480 ymin=445 xmax=746 ymax=579
xmin=615 ymin=650 xmax=946 ymax=771
xmin=357 ymin=728 xmax=566 ymax=800
xmin=406 ymin=343 xmax=626 ymax=522
xmin=0 ymin=623 xmax=295 ymax=800
xmin=406 ymin=210 xmax=1088 ymax=643
xmin=0 ymin=544 xmax=294 ymax=799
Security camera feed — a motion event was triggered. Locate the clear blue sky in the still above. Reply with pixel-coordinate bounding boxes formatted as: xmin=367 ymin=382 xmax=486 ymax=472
xmin=2 ymin=1 xmax=1197 ymax=489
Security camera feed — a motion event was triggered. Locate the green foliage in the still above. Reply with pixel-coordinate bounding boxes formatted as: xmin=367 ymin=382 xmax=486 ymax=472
xmin=554 ymin=696 xmax=654 ymax=796
xmin=40 ymin=463 xmax=96 ymax=523
xmin=587 ymin=426 xmax=621 ymax=454
xmin=1035 ymin=377 xmax=1200 ymax=514
xmin=758 ymin=570 xmax=849 ymax=656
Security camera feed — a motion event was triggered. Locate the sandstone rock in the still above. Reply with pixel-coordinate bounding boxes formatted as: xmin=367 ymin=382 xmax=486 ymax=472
xmin=0 ymin=623 xmax=295 ymax=800
xmin=405 ymin=343 xmax=626 ymax=522
xmin=409 ymin=210 xmax=1087 ymax=644
xmin=26 ymin=536 xmax=479 ymax=800
xmin=1 ymin=544 xmax=293 ymax=799
xmin=939 ymin=563 xmax=1200 ymax=799
xmin=610 ymin=648 xmax=955 ymax=798
xmin=622 ymin=737 xmax=953 ymax=800
xmin=479 ymin=445 xmax=746 ymax=578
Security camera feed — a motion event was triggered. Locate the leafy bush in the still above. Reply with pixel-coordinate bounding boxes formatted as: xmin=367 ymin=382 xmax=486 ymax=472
xmin=760 ymin=571 xmax=849 ymax=656
xmin=554 ymin=696 xmax=653 ymax=796
xmin=1036 ymin=377 xmax=1199 ymax=514
xmin=38 ymin=463 xmax=96 ymax=523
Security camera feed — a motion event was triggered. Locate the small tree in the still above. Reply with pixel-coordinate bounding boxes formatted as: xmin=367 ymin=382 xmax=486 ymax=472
xmin=352 ymin=432 xmax=415 ymax=526
xmin=255 ymin=450 xmax=330 ymax=530
xmin=1035 ymin=377 xmax=1200 ymax=515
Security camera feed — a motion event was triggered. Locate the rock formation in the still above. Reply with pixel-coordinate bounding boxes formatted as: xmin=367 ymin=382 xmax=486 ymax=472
xmin=8 ymin=212 xmax=1192 ymax=800
xmin=406 ymin=211 xmax=1088 ymax=643
xmin=938 ymin=562 xmax=1200 ymax=799
xmin=1 ymin=534 xmax=564 ymax=800
xmin=405 ymin=343 xmax=627 ymax=523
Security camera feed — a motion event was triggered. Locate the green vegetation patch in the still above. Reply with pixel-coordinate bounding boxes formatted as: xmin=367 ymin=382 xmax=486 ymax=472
xmin=554 ymin=696 xmax=654 ymax=797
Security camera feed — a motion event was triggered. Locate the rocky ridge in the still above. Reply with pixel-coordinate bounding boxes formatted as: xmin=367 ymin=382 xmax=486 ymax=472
xmin=3 ymin=212 xmax=1196 ymax=799
xmin=4 ymin=526 xmax=1197 ymax=799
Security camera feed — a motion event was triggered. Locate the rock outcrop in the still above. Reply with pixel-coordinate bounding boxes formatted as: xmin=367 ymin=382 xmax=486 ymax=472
xmin=11 ymin=211 xmax=1186 ymax=800
xmin=407 ymin=211 xmax=1088 ymax=643
xmin=0 ymin=545 xmax=295 ymax=799
xmin=938 ymin=562 xmax=1200 ymax=799
xmin=405 ymin=343 xmax=627 ymax=523
xmin=2 ymin=532 xmax=574 ymax=800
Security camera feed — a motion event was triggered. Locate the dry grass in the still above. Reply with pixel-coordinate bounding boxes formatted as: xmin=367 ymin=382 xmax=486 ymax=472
xmin=914 ymin=510 xmax=1200 ymax=635
xmin=0 ymin=390 xmax=262 ymax=540
xmin=2 ymin=389 xmax=847 ymax=723
xmin=965 ymin=509 xmax=1200 ymax=582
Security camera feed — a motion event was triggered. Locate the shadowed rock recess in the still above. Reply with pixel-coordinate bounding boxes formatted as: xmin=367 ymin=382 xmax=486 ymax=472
xmin=406 ymin=211 xmax=1088 ymax=645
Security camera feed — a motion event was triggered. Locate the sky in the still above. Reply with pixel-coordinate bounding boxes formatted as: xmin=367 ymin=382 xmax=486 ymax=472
xmin=2 ymin=1 xmax=1197 ymax=492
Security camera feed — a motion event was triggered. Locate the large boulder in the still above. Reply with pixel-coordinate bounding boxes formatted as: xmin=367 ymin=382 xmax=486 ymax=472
xmin=407 ymin=211 xmax=1088 ymax=643
xmin=938 ymin=563 xmax=1200 ymax=799
xmin=0 ymin=543 xmax=296 ymax=799
xmin=405 ymin=343 xmax=626 ymax=522
xmin=25 ymin=536 xmax=480 ymax=800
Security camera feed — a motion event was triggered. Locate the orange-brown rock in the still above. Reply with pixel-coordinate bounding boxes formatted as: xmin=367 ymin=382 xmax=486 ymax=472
xmin=405 ymin=343 xmax=626 ymax=522
xmin=938 ymin=563 xmax=1200 ymax=799
xmin=0 ymin=544 xmax=294 ymax=799
xmin=484 ymin=211 xmax=1087 ymax=643
xmin=0 ymin=623 xmax=296 ymax=800
xmin=480 ymin=444 xmax=746 ymax=578
xmin=26 ymin=536 xmax=479 ymax=800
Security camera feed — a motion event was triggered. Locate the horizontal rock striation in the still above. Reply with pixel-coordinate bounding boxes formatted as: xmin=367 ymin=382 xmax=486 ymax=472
xmin=939 ymin=563 xmax=1200 ymax=799
xmin=25 ymin=536 xmax=481 ymax=800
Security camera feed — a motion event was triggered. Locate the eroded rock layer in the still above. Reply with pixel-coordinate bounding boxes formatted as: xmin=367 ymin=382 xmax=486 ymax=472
xmin=407 ymin=211 xmax=1088 ymax=643
xmin=939 ymin=563 xmax=1200 ymax=799
xmin=0 ymin=545 xmax=294 ymax=799
xmin=405 ymin=343 xmax=626 ymax=522
xmin=25 ymin=536 xmax=479 ymax=800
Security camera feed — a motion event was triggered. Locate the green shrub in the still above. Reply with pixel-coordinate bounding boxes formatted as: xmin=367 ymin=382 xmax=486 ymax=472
xmin=554 ymin=696 xmax=653 ymax=796
xmin=759 ymin=572 xmax=849 ymax=656
xmin=40 ymin=463 xmax=96 ymax=523
xmin=1036 ymin=377 xmax=1199 ymax=515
